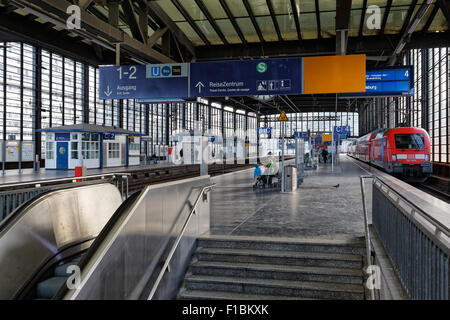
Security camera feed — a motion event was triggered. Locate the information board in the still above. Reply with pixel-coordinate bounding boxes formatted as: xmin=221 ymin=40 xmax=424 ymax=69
xmin=339 ymin=66 xmax=413 ymax=98
xmin=190 ymin=58 xmax=303 ymax=97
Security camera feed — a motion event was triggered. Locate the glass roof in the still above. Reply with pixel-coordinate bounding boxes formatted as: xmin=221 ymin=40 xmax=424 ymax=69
xmin=152 ymin=0 xmax=448 ymax=46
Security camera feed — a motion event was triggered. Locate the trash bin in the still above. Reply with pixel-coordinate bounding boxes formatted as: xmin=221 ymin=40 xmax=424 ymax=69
xmin=284 ymin=165 xmax=298 ymax=192
xmin=75 ymin=165 xmax=87 ymax=182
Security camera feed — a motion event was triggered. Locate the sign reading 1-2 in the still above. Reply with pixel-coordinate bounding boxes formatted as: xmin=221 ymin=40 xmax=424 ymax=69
xmin=117 ymin=66 xmax=137 ymax=80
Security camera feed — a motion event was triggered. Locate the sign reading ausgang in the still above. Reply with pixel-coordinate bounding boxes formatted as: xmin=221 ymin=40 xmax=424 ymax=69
xmin=99 ymin=63 xmax=189 ymax=100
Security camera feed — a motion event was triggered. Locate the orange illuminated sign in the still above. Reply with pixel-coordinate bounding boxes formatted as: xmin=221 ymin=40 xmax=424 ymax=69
xmin=303 ymin=55 xmax=366 ymax=94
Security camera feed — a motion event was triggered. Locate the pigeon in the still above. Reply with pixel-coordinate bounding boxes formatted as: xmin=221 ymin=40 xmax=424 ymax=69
xmin=333 ymin=184 xmax=340 ymax=188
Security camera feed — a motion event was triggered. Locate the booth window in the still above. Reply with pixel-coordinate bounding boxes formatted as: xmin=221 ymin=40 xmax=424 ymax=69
xmin=72 ymin=133 xmax=79 ymax=140
xmin=46 ymin=142 xmax=54 ymax=159
xmin=108 ymin=143 xmax=120 ymax=158
xmin=81 ymin=133 xmax=99 ymax=159
xmin=71 ymin=141 xmax=79 ymax=159
xmin=129 ymin=143 xmax=140 ymax=151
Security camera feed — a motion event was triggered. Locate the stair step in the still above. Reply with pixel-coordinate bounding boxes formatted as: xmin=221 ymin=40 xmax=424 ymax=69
xmin=184 ymin=275 xmax=365 ymax=300
xmin=36 ymin=277 xmax=67 ymax=299
xmin=196 ymin=247 xmax=362 ymax=269
xmin=178 ymin=289 xmax=315 ymax=300
xmin=191 ymin=261 xmax=363 ymax=284
xmin=198 ymin=235 xmax=366 ymax=255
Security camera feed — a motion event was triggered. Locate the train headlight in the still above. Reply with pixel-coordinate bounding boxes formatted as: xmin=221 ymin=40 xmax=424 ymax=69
xmin=392 ymin=155 xmax=397 ymax=161
xmin=425 ymin=154 xmax=430 ymax=161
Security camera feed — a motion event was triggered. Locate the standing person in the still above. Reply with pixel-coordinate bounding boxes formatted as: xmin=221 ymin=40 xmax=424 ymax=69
xmin=322 ymin=148 xmax=329 ymax=164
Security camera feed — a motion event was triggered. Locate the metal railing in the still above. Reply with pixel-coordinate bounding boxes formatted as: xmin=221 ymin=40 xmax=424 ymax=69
xmin=370 ymin=176 xmax=450 ymax=300
xmin=359 ymin=175 xmax=375 ymax=300
xmin=0 ymin=173 xmax=131 ymax=222
xmin=147 ymin=183 xmax=215 ymax=300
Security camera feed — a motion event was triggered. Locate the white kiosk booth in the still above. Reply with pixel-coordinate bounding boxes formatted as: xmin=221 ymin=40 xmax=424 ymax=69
xmin=38 ymin=124 xmax=142 ymax=170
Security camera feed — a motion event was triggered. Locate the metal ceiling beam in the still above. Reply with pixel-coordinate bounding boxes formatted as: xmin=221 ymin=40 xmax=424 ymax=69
xmin=380 ymin=0 xmax=392 ymax=35
xmin=266 ymin=0 xmax=283 ymax=42
xmin=437 ymin=0 xmax=450 ymax=26
xmin=422 ymin=4 xmax=439 ymax=33
xmin=315 ymin=0 xmax=321 ymax=39
xmin=147 ymin=1 xmax=195 ymax=56
xmin=289 ymin=0 xmax=302 ymax=41
xmin=358 ymin=0 xmax=367 ymax=37
xmin=147 ymin=26 xmax=168 ymax=47
xmin=388 ymin=0 xmax=433 ymax=66
xmin=242 ymin=0 xmax=264 ymax=42
xmin=121 ymin=0 xmax=146 ymax=43
xmin=335 ymin=0 xmax=352 ymax=55
xmin=78 ymin=0 xmax=93 ymax=11
xmin=171 ymin=0 xmax=210 ymax=46
xmin=399 ymin=0 xmax=418 ymax=36
xmin=194 ymin=32 xmax=450 ymax=61
xmin=8 ymin=0 xmax=175 ymax=63
xmin=218 ymin=0 xmax=246 ymax=45
xmin=0 ymin=7 xmax=115 ymax=65
xmin=194 ymin=0 xmax=228 ymax=45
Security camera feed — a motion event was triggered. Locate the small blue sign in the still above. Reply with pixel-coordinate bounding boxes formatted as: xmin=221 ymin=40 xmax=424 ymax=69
xmin=55 ymin=133 xmax=70 ymax=141
xmin=333 ymin=126 xmax=351 ymax=135
xmin=103 ymin=133 xmax=116 ymax=140
xmin=258 ymin=127 xmax=272 ymax=135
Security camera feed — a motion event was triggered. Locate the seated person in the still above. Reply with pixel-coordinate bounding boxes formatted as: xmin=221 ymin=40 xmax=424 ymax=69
xmin=253 ymin=163 xmax=262 ymax=187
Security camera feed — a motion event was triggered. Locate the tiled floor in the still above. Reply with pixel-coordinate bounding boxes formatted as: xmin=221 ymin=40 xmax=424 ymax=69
xmin=209 ymin=155 xmax=372 ymax=240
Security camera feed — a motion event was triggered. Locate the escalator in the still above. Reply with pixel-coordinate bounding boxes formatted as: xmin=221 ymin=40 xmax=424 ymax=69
xmin=0 ymin=176 xmax=212 ymax=300
xmin=0 ymin=182 xmax=124 ymax=300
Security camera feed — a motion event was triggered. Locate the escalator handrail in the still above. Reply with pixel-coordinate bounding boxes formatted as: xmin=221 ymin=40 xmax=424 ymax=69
xmin=147 ymin=183 xmax=215 ymax=300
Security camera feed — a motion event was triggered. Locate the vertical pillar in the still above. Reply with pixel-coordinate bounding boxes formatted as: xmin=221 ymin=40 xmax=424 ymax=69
xmin=119 ymin=99 xmax=124 ymax=128
xmin=19 ymin=43 xmax=24 ymax=172
xmin=83 ymin=64 xmax=89 ymax=124
xmin=2 ymin=45 xmax=6 ymax=174
xmin=165 ymin=104 xmax=169 ymax=145
xmin=34 ymin=47 xmax=42 ymax=170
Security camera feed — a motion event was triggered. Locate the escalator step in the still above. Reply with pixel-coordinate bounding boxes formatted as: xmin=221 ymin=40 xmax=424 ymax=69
xmin=36 ymin=277 xmax=68 ymax=299
xmin=54 ymin=262 xmax=78 ymax=277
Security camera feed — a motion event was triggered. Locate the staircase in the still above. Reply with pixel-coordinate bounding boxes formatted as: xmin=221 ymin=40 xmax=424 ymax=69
xmin=178 ymin=235 xmax=367 ymax=300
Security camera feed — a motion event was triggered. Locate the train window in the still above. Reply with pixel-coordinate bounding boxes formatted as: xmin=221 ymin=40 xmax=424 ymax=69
xmin=395 ymin=134 xmax=425 ymax=149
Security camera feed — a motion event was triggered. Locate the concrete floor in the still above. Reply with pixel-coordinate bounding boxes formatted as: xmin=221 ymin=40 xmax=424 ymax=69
xmin=209 ymin=155 xmax=372 ymax=240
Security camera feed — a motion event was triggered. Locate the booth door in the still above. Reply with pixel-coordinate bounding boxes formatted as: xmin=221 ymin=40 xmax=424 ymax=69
xmin=56 ymin=142 xmax=69 ymax=169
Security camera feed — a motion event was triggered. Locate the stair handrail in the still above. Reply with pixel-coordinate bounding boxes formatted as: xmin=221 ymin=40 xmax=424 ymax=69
xmin=359 ymin=175 xmax=375 ymax=300
xmin=147 ymin=183 xmax=215 ymax=300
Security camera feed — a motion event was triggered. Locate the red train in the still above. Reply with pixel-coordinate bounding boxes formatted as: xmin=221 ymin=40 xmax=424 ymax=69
xmin=348 ymin=127 xmax=432 ymax=181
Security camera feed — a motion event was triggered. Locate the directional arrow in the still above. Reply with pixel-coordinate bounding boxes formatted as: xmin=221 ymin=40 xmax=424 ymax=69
xmin=195 ymin=81 xmax=205 ymax=94
xmin=104 ymin=85 xmax=112 ymax=97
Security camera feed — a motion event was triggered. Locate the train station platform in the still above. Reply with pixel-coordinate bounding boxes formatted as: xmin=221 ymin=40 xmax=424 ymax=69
xmin=0 ymin=162 xmax=176 ymax=185
xmin=209 ymin=155 xmax=371 ymax=240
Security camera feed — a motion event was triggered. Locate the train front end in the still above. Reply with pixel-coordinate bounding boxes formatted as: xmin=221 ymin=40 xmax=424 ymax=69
xmin=385 ymin=128 xmax=432 ymax=181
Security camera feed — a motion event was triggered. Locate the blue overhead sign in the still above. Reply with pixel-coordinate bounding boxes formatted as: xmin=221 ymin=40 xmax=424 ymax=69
xmin=190 ymin=58 xmax=303 ymax=97
xmin=99 ymin=58 xmax=304 ymax=100
xmin=339 ymin=66 xmax=413 ymax=98
xmin=99 ymin=63 xmax=189 ymax=100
